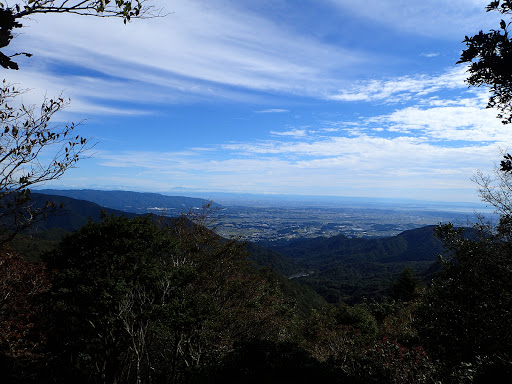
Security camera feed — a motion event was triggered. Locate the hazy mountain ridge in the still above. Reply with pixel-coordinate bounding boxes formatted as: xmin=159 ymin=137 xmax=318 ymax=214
xmin=38 ymin=189 xmax=217 ymax=215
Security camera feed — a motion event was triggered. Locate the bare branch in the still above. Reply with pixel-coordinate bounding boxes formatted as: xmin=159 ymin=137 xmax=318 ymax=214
xmin=0 ymin=81 xmax=91 ymax=243
xmin=473 ymin=151 xmax=512 ymax=216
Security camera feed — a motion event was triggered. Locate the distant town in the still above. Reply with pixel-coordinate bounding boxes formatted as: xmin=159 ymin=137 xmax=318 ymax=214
xmin=209 ymin=205 xmax=479 ymax=242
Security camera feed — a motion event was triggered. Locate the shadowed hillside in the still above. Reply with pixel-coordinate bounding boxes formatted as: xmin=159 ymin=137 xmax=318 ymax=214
xmin=266 ymin=226 xmax=445 ymax=303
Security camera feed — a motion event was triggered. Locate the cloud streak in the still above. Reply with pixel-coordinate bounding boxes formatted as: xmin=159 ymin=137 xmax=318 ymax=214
xmin=256 ymin=109 xmax=289 ymax=113
xmin=329 ymin=67 xmax=468 ymax=103
xmin=8 ymin=0 xmax=370 ymax=117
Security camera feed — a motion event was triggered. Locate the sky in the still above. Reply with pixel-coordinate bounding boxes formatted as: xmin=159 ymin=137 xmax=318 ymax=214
xmin=4 ymin=0 xmax=511 ymax=203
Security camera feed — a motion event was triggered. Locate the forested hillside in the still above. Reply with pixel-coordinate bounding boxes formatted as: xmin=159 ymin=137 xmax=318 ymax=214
xmin=269 ymin=225 xmax=443 ymax=264
xmin=265 ymin=225 xmax=444 ymax=303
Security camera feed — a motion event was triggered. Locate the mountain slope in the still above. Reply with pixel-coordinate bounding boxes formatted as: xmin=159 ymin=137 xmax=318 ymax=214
xmin=265 ymin=226 xmax=445 ymax=303
xmin=7 ymin=193 xmax=137 ymax=260
xmin=27 ymin=193 xmax=137 ymax=233
xmin=270 ymin=225 xmax=443 ymax=267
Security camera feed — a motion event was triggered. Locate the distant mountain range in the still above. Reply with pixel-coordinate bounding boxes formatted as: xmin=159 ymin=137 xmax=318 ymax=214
xmin=167 ymin=188 xmax=489 ymax=213
xmin=37 ymin=189 xmax=218 ymax=215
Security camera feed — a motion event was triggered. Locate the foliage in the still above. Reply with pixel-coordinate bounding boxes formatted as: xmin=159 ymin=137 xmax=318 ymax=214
xmin=415 ymin=221 xmax=512 ymax=381
xmin=258 ymin=268 xmax=326 ymax=316
xmin=0 ymin=248 xmax=50 ymax=382
xmin=362 ymin=298 xmax=421 ymax=348
xmin=300 ymin=305 xmax=374 ymax=359
xmin=0 ymin=203 xmax=461 ymax=383
xmin=203 ymin=339 xmax=337 ymax=384
xmin=452 ymin=5 xmax=512 ymax=377
xmin=44 ymin=214 xmax=176 ymax=383
xmin=356 ymin=338 xmax=436 ymax=384
xmin=41 ymin=210 xmax=293 ymax=383
xmin=390 ymin=267 xmax=420 ymax=302
xmin=458 ymin=0 xmax=512 ymax=124
xmin=298 ymin=303 xmax=436 ymax=383
xmin=164 ymin=208 xmax=294 ymax=366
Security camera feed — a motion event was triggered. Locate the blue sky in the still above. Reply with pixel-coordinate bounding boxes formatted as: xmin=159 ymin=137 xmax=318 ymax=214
xmin=5 ymin=0 xmax=511 ymax=202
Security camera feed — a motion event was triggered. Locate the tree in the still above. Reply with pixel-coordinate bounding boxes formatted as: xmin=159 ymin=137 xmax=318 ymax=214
xmin=430 ymin=14 xmax=512 ymax=368
xmin=473 ymin=161 xmax=512 ymax=216
xmin=0 ymin=82 xmax=88 ymax=244
xmin=163 ymin=206 xmax=293 ymax=377
xmin=415 ymin=222 xmax=512 ymax=381
xmin=297 ymin=304 xmax=435 ymax=383
xmin=0 ymin=0 xmax=157 ymax=69
xmin=458 ymin=1 xmax=512 ymax=124
xmin=390 ymin=267 xmax=420 ymax=302
xmin=45 ymin=214 xmax=178 ymax=383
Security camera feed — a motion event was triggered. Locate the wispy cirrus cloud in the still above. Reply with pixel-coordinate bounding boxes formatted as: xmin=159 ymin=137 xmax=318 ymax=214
xmin=9 ymin=0 xmax=370 ymax=117
xmin=270 ymin=129 xmax=308 ymax=138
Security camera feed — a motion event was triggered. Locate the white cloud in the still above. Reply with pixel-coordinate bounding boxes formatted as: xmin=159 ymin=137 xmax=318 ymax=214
xmin=270 ymin=129 xmax=307 ymax=138
xmin=86 ymin=132 xmax=497 ymax=201
xmin=421 ymin=52 xmax=440 ymax=58
xmin=256 ymin=109 xmax=289 ymax=113
xmin=329 ymin=67 xmax=468 ymax=103
xmin=371 ymin=104 xmax=512 ymax=143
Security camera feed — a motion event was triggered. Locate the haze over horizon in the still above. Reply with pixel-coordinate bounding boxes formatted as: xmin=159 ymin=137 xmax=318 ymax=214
xmin=6 ymin=0 xmax=508 ymax=203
